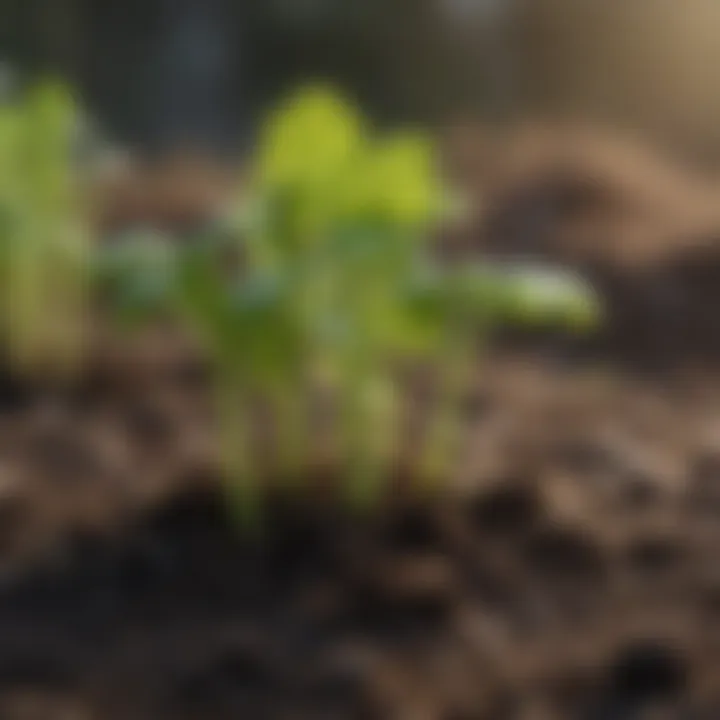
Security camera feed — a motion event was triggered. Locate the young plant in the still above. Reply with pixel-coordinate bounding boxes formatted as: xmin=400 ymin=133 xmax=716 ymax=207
xmin=247 ymin=87 xmax=448 ymax=507
xmin=99 ymin=84 xmax=601 ymax=522
xmin=248 ymin=86 xmax=600 ymax=505
xmin=408 ymin=260 xmax=600 ymax=488
xmin=97 ymin=225 xmax=302 ymax=525
xmin=0 ymin=80 xmax=91 ymax=379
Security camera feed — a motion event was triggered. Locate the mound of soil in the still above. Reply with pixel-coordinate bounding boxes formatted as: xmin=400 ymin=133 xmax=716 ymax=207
xmin=0 ymin=350 xmax=714 ymax=719
xmin=445 ymin=122 xmax=720 ymax=366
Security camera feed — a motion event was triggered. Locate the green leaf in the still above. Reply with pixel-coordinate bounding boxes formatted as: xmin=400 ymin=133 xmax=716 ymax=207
xmin=329 ymin=132 xmax=440 ymax=232
xmin=366 ymin=133 xmax=440 ymax=227
xmin=457 ymin=262 xmax=602 ymax=331
xmin=256 ymin=84 xmax=363 ymax=193
xmin=97 ymin=231 xmax=177 ymax=322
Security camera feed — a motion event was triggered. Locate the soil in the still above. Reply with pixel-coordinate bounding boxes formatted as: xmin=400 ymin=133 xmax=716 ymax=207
xmin=3 ymin=127 xmax=720 ymax=718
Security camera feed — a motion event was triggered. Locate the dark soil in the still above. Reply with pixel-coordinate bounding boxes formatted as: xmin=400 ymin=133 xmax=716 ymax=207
xmin=4 ymin=127 xmax=720 ymax=719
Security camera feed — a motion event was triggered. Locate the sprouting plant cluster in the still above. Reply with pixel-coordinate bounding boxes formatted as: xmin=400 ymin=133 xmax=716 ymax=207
xmin=0 ymin=80 xmax=90 ymax=378
xmin=0 ymin=81 xmax=600 ymax=522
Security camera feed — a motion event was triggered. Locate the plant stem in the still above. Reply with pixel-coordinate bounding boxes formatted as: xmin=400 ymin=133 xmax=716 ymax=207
xmin=214 ymin=370 xmax=261 ymax=529
xmin=342 ymin=358 xmax=398 ymax=510
xmin=418 ymin=323 xmax=477 ymax=491
xmin=271 ymin=382 xmax=308 ymax=482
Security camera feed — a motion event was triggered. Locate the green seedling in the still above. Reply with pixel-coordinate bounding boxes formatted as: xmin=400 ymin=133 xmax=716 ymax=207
xmin=248 ymin=86 xmax=449 ymax=508
xmin=407 ymin=260 xmax=600 ymax=487
xmin=99 ymin=83 xmax=601 ymax=523
xmin=98 ymin=227 xmax=302 ymax=526
xmin=178 ymin=239 xmax=306 ymax=524
xmin=239 ymin=84 xmax=600 ymax=510
xmin=0 ymin=80 xmax=91 ymax=379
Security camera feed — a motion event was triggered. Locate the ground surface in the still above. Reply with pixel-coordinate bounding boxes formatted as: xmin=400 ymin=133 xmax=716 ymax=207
xmin=2 ymin=127 xmax=720 ymax=718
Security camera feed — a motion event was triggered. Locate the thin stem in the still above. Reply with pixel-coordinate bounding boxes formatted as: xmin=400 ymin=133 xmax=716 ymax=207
xmin=270 ymin=382 xmax=308 ymax=482
xmin=418 ymin=323 xmax=477 ymax=491
xmin=214 ymin=370 xmax=261 ymax=529
xmin=341 ymin=358 xmax=398 ymax=511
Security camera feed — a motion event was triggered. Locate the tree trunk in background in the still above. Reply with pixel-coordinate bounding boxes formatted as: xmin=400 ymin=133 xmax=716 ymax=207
xmin=144 ymin=0 xmax=243 ymax=155
xmin=81 ymin=0 xmax=250 ymax=156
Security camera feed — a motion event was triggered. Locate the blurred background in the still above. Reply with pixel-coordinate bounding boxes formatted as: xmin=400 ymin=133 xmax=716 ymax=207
xmin=7 ymin=0 xmax=720 ymax=158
